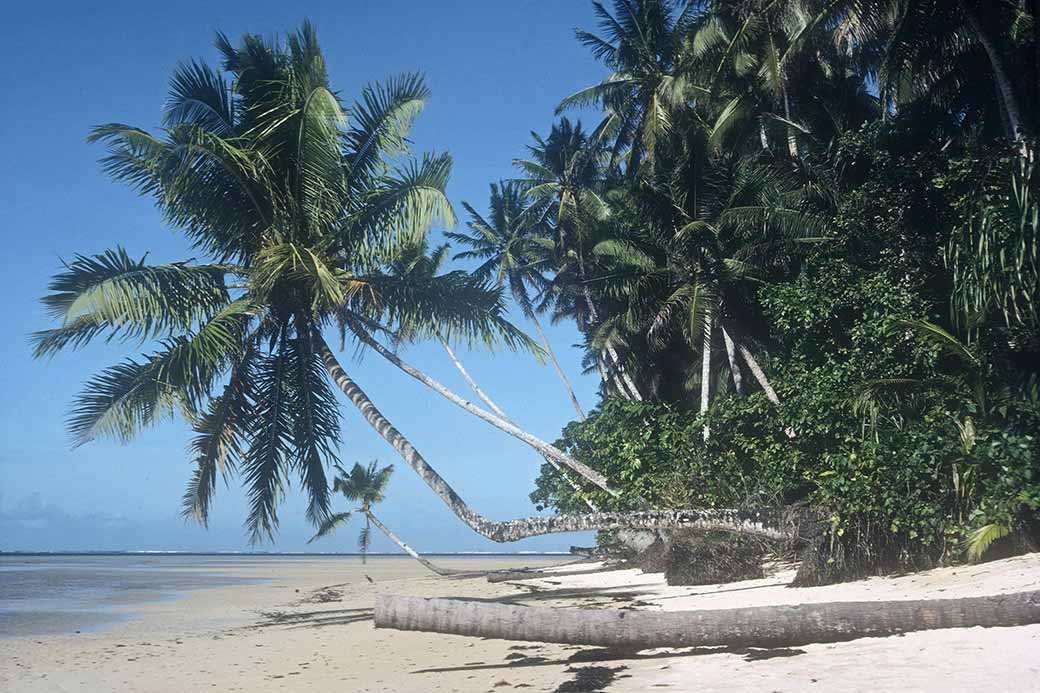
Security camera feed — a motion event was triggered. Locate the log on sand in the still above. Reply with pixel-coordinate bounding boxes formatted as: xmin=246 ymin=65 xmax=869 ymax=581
xmin=486 ymin=565 xmax=620 ymax=584
xmin=374 ymin=591 xmax=1040 ymax=649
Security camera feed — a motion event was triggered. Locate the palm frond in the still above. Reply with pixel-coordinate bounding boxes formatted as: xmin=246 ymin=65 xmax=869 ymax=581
xmin=306 ymin=511 xmax=353 ymax=543
xmin=33 ymin=248 xmax=232 ymax=356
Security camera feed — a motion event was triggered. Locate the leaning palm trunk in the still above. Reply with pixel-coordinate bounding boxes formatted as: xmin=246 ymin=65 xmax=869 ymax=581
xmin=581 ymin=285 xmax=643 ymax=401
xmin=440 ymin=338 xmax=598 ymax=512
xmin=722 ymin=327 xmax=743 ymax=394
xmin=722 ymin=325 xmax=780 ymax=405
xmin=318 ymin=329 xmax=793 ymax=542
xmin=353 ymin=327 xmax=619 ymax=497
xmin=440 ymin=338 xmax=509 ymax=420
xmin=366 ymin=511 xmax=462 ymax=576
xmin=375 ymin=591 xmax=1040 ymax=648
xmin=528 ymin=313 xmax=586 ymax=420
xmin=959 ymin=0 xmax=1028 ymax=145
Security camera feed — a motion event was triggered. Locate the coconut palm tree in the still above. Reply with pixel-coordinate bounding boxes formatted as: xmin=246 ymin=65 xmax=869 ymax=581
xmin=514 ymin=119 xmax=644 ymax=400
xmin=559 ymin=0 xmax=701 ymax=174
xmin=589 ymin=150 xmax=825 ymax=421
xmin=35 ymin=23 xmax=787 ymax=545
xmin=309 ymin=461 xmax=393 ymax=563
xmin=451 ymin=181 xmax=586 ymax=420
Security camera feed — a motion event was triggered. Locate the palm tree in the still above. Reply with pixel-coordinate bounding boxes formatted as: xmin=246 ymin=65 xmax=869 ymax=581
xmin=559 ymin=0 xmax=700 ymax=174
xmin=589 ymin=150 xmax=823 ymax=420
xmin=789 ymin=0 xmax=1034 ymax=145
xmin=451 ymin=181 xmax=586 ymax=420
xmin=514 ymin=119 xmax=644 ymax=400
xmin=309 ymin=461 xmax=393 ymax=563
xmin=381 ymin=237 xmax=599 ymax=510
xmin=35 ymin=23 xmax=786 ymax=544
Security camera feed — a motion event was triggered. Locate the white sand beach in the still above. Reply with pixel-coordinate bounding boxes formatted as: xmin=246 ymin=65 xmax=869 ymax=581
xmin=1 ymin=553 xmax=1038 ymax=692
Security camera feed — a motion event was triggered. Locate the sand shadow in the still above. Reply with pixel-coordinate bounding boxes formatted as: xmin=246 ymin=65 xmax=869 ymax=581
xmin=411 ymin=644 xmax=806 ymax=675
xmin=253 ymin=607 xmax=374 ymax=629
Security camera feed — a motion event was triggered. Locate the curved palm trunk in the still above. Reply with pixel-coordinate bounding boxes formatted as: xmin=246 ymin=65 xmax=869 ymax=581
xmin=782 ymin=83 xmax=800 ymax=158
xmin=528 ymin=313 xmax=586 ymax=420
xmin=440 ymin=338 xmax=598 ymax=512
xmin=959 ymin=0 xmax=1028 ymax=144
xmin=317 ymin=331 xmax=793 ymax=543
xmin=366 ymin=511 xmax=462 ymax=576
xmin=375 ymin=591 xmax=1040 ymax=648
xmin=353 ymin=327 xmax=619 ymax=498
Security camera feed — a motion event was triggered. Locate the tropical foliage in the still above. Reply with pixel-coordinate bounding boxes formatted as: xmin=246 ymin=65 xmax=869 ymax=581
xmin=38 ymin=1 xmax=1040 ymax=571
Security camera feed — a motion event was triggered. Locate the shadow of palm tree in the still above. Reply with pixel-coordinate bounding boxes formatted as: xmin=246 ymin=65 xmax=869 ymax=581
xmin=411 ymin=643 xmax=805 ymax=675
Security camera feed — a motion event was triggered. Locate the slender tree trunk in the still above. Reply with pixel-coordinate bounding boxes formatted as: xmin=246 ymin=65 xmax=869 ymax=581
xmin=700 ymin=316 xmax=712 ymax=441
xmin=362 ymin=514 xmax=369 ymax=565
xmin=581 ymin=285 xmax=643 ymax=401
xmin=317 ymin=332 xmax=793 ymax=543
xmin=440 ymin=338 xmax=598 ymax=512
xmin=352 ymin=326 xmax=620 ymax=497
xmin=440 ymin=338 xmax=510 ymax=420
xmin=722 ymin=324 xmax=780 ymax=405
xmin=960 ymin=0 xmax=1028 ymax=144
xmin=722 ymin=326 xmax=743 ymax=394
xmin=366 ymin=511 xmax=462 ymax=576
xmin=375 ymin=591 xmax=1040 ymax=648
xmin=782 ymin=82 xmax=800 ymax=158
xmin=529 ymin=313 xmax=586 ymax=420
xmin=738 ymin=343 xmax=780 ymax=405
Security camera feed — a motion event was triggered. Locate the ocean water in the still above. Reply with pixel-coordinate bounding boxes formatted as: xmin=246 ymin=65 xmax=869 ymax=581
xmin=0 ymin=553 xmax=566 ymax=638
xmin=0 ymin=554 xmax=270 ymax=638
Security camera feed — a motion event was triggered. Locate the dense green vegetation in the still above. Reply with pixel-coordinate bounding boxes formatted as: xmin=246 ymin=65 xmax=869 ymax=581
xmin=510 ymin=1 xmax=1039 ymax=568
xmin=35 ymin=1 xmax=1039 ymax=574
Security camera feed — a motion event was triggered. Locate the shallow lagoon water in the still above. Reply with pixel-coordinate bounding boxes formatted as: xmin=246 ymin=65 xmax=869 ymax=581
xmin=0 ymin=555 xmax=272 ymax=637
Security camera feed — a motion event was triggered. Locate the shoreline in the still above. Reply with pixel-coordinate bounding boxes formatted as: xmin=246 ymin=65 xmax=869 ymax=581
xmin=1 ymin=553 xmax=1038 ymax=691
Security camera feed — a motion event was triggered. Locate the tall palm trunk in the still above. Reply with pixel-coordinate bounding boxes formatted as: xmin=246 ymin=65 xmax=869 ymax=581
xmin=362 ymin=513 xmax=369 ymax=565
xmin=316 ymin=333 xmax=793 ymax=543
xmin=782 ymin=83 xmax=800 ymax=158
xmin=375 ymin=590 xmax=1040 ymax=648
xmin=959 ymin=0 xmax=1028 ymax=144
xmin=366 ymin=511 xmax=462 ymax=576
xmin=440 ymin=338 xmax=598 ymax=512
xmin=352 ymin=326 xmax=619 ymax=497
xmin=528 ymin=313 xmax=586 ymax=420
xmin=700 ymin=316 xmax=712 ymax=441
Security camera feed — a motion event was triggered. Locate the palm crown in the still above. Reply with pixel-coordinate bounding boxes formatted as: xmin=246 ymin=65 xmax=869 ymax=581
xmin=33 ymin=23 xmax=527 ymax=542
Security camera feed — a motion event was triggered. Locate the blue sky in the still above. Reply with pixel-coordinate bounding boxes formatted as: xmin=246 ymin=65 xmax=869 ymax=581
xmin=0 ymin=1 xmax=610 ymax=553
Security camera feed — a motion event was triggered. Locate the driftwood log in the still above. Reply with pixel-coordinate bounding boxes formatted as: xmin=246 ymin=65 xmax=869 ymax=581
xmin=374 ymin=591 xmax=1040 ymax=648
xmin=486 ymin=565 xmax=618 ymax=584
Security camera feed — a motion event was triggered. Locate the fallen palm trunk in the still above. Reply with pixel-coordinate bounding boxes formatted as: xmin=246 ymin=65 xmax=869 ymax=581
xmin=486 ymin=565 xmax=618 ymax=584
xmin=375 ymin=591 xmax=1040 ymax=648
xmin=319 ymin=333 xmax=795 ymax=544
